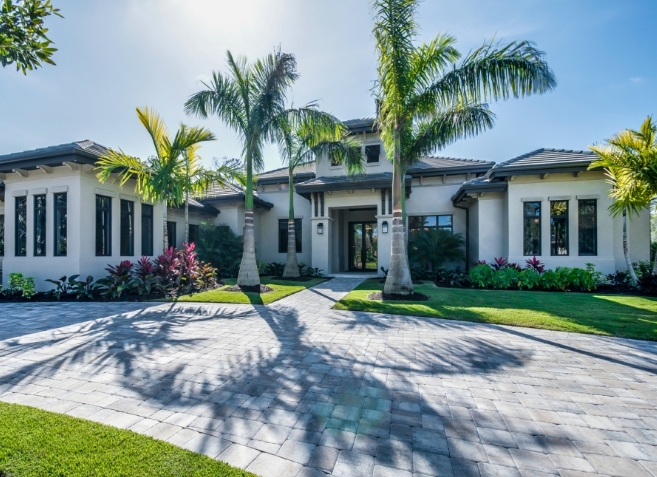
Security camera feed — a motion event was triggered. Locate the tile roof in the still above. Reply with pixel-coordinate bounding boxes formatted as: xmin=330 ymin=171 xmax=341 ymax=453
xmin=199 ymin=182 xmax=274 ymax=210
xmin=343 ymin=118 xmax=376 ymax=133
xmin=0 ymin=140 xmax=108 ymax=164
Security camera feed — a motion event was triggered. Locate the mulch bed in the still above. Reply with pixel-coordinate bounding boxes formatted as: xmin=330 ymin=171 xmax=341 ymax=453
xmin=224 ymin=284 xmax=274 ymax=294
xmin=368 ymin=291 xmax=429 ymax=302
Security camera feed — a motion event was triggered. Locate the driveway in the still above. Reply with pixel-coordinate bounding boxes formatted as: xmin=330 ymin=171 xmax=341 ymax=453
xmin=1 ymin=278 xmax=657 ymax=476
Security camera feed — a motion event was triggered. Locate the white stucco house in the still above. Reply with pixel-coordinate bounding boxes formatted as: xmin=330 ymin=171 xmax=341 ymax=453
xmin=0 ymin=119 xmax=650 ymax=290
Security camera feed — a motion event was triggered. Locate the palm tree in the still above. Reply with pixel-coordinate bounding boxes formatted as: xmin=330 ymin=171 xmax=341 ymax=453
xmin=185 ymin=49 xmax=324 ymax=288
xmin=278 ymin=112 xmax=363 ymax=277
xmin=373 ymin=0 xmax=557 ymax=295
xmin=589 ymin=116 xmax=657 ymax=281
xmin=96 ymin=107 xmax=237 ymax=251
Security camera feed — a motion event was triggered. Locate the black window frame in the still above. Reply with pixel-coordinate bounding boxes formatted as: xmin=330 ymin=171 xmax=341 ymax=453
xmin=189 ymin=224 xmax=200 ymax=245
xmin=15 ymin=195 xmax=27 ymax=257
xmin=278 ymin=219 xmax=302 ymax=253
xmin=578 ymin=199 xmax=597 ymax=256
xmin=53 ymin=192 xmax=67 ymax=257
xmin=408 ymin=215 xmax=453 ymax=240
xmin=0 ymin=214 xmax=4 ymax=256
xmin=95 ymin=194 xmax=112 ymax=257
xmin=167 ymin=221 xmax=177 ymax=249
xmin=523 ymin=201 xmax=542 ymax=256
xmin=550 ymin=200 xmax=569 ymax=256
xmin=33 ymin=194 xmax=47 ymax=257
xmin=141 ymin=203 xmax=154 ymax=256
xmin=365 ymin=144 xmax=381 ymax=164
xmin=120 ymin=199 xmax=135 ymax=256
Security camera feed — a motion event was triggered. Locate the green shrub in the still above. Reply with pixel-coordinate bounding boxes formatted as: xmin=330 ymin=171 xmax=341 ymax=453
xmin=409 ymin=229 xmax=465 ymax=272
xmin=518 ymin=269 xmax=541 ymax=290
xmin=469 ymin=264 xmax=494 ymax=288
xmin=195 ymin=223 xmax=243 ymax=279
xmin=492 ymin=267 xmax=520 ymax=290
xmin=5 ymin=273 xmax=36 ymax=299
xmin=565 ymin=267 xmax=597 ymax=291
xmin=539 ymin=270 xmax=560 ymax=290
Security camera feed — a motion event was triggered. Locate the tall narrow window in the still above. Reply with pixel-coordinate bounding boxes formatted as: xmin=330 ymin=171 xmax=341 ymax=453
xmin=141 ymin=204 xmax=153 ymax=256
xmin=278 ymin=219 xmax=302 ymax=253
xmin=167 ymin=221 xmax=177 ymax=249
xmin=15 ymin=196 xmax=27 ymax=256
xmin=550 ymin=201 xmax=569 ymax=256
xmin=34 ymin=194 xmax=46 ymax=256
xmin=96 ymin=195 xmax=112 ymax=256
xmin=189 ymin=224 xmax=200 ymax=245
xmin=54 ymin=193 xmax=67 ymax=256
xmin=523 ymin=202 xmax=541 ymax=256
xmin=0 ymin=215 xmax=4 ymax=256
xmin=120 ymin=199 xmax=134 ymax=256
xmin=579 ymin=199 xmax=597 ymax=256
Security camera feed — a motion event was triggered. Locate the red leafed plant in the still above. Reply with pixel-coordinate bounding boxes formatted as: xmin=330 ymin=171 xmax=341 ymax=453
xmin=491 ymin=257 xmax=509 ymax=270
xmin=525 ymin=256 xmax=545 ymax=274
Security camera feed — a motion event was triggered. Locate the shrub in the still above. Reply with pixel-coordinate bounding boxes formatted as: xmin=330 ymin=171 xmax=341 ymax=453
xmin=492 ymin=267 xmax=521 ymax=290
xmin=264 ymin=262 xmax=285 ymax=277
xmin=435 ymin=267 xmax=470 ymax=288
xmin=409 ymin=229 xmax=465 ymax=272
xmin=566 ymin=267 xmax=597 ymax=291
xmin=195 ymin=223 xmax=243 ymax=279
xmin=134 ymin=256 xmax=161 ymax=296
xmin=45 ymin=275 xmax=81 ymax=300
xmin=491 ymin=257 xmax=508 ymax=271
xmin=538 ymin=270 xmax=560 ymax=290
xmin=4 ymin=273 xmax=36 ymax=299
xmin=469 ymin=264 xmax=494 ymax=288
xmin=638 ymin=273 xmax=657 ymax=295
xmin=525 ymin=256 xmax=545 ymax=274
xmin=518 ymin=269 xmax=541 ymax=290
xmin=96 ymin=261 xmax=138 ymax=298
xmin=155 ymin=247 xmax=181 ymax=292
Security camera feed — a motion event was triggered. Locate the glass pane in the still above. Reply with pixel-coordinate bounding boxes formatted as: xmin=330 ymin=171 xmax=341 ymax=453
xmin=524 ymin=202 xmax=540 ymax=217
xmin=0 ymin=215 xmax=4 ymax=256
xmin=167 ymin=221 xmax=176 ymax=249
xmin=96 ymin=195 xmax=111 ymax=256
xmin=352 ymin=224 xmax=363 ymax=270
xmin=294 ymin=218 xmax=302 ymax=253
xmin=141 ymin=204 xmax=153 ymax=256
xmin=523 ymin=202 xmax=541 ymax=256
xmin=578 ymin=200 xmax=597 ymax=255
xmin=550 ymin=201 xmax=569 ymax=256
xmin=438 ymin=215 xmax=452 ymax=227
xmin=120 ymin=200 xmax=134 ymax=256
xmin=34 ymin=195 xmax=46 ymax=256
xmin=15 ymin=196 xmax=27 ymax=256
xmin=364 ymin=223 xmax=378 ymax=270
xmin=54 ymin=193 xmax=67 ymax=256
xmin=423 ymin=216 xmax=437 ymax=228
xmin=278 ymin=220 xmax=287 ymax=253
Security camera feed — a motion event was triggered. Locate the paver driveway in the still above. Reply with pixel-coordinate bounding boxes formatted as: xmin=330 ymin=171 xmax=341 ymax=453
xmin=1 ymin=278 xmax=657 ymax=477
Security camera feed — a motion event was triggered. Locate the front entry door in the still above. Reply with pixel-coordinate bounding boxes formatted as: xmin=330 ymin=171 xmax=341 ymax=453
xmin=349 ymin=222 xmax=378 ymax=271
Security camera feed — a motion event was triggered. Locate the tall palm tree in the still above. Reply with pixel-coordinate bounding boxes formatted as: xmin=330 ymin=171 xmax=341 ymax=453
xmin=185 ymin=49 xmax=323 ymax=288
xmin=589 ymin=116 xmax=657 ymax=281
xmin=96 ymin=107 xmax=236 ymax=251
xmin=278 ymin=112 xmax=363 ymax=277
xmin=373 ymin=0 xmax=557 ymax=295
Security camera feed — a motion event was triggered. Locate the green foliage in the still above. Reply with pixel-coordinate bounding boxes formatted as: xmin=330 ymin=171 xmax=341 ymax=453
xmin=409 ymin=230 xmax=465 ymax=271
xmin=195 ymin=223 xmax=243 ymax=279
xmin=492 ymin=267 xmax=521 ymax=290
xmin=469 ymin=264 xmax=494 ymax=288
xmin=4 ymin=272 xmax=36 ymax=299
xmin=518 ymin=269 xmax=541 ymax=290
xmin=538 ymin=270 xmax=560 ymax=290
xmin=45 ymin=274 xmax=80 ymax=299
xmin=0 ymin=0 xmax=62 ymax=74
xmin=299 ymin=263 xmax=326 ymax=278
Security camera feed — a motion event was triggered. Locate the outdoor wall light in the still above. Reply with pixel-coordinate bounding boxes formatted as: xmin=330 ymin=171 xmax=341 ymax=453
xmin=317 ymin=222 xmax=324 ymax=235
xmin=382 ymin=221 xmax=389 ymax=233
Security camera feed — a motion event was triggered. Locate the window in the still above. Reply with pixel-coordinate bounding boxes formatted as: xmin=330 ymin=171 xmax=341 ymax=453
xmin=141 ymin=204 xmax=153 ymax=256
xmin=34 ymin=194 xmax=46 ymax=256
xmin=189 ymin=224 xmax=200 ymax=245
xmin=278 ymin=219 xmax=302 ymax=253
xmin=523 ymin=202 xmax=541 ymax=256
xmin=578 ymin=199 xmax=597 ymax=256
xmin=365 ymin=144 xmax=380 ymax=163
xmin=96 ymin=195 xmax=112 ymax=256
xmin=120 ymin=199 xmax=134 ymax=256
xmin=15 ymin=196 xmax=27 ymax=256
xmin=0 ymin=215 xmax=4 ymax=256
xmin=408 ymin=215 xmax=453 ymax=240
xmin=54 ymin=193 xmax=67 ymax=256
xmin=550 ymin=200 xmax=569 ymax=256
xmin=167 ymin=221 xmax=177 ymax=249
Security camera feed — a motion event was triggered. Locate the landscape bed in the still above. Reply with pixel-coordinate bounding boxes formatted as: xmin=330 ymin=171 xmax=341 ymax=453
xmin=0 ymin=402 xmax=256 ymax=477
xmin=334 ymin=279 xmax=657 ymax=341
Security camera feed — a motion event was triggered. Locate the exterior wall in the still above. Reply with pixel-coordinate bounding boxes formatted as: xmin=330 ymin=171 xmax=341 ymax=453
xmin=502 ymin=171 xmax=650 ymax=274
xmin=315 ymin=133 xmax=390 ymax=178
xmin=165 ymin=207 xmax=215 ymax=249
xmin=2 ymin=167 xmax=163 ymax=291
xmin=476 ymin=193 xmax=506 ymax=262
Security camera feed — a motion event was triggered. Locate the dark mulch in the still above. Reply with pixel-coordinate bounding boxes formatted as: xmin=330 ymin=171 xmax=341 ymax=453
xmin=224 ymin=284 xmax=274 ymax=294
xmin=368 ymin=291 xmax=429 ymax=301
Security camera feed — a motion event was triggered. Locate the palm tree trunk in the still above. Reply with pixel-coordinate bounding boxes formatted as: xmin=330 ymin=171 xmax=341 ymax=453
xmin=283 ymin=170 xmax=300 ymax=278
xmin=184 ymin=191 xmax=189 ymax=244
xmin=237 ymin=152 xmax=261 ymax=287
xmin=623 ymin=207 xmax=639 ymax=284
xmin=162 ymin=200 xmax=169 ymax=252
xmin=384 ymin=132 xmax=414 ymax=295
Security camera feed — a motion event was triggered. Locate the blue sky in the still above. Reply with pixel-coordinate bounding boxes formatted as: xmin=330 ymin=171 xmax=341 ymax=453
xmin=1 ymin=0 xmax=655 ymax=171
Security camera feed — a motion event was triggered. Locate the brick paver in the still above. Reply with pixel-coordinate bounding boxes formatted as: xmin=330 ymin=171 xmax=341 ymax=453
xmin=1 ymin=277 xmax=657 ymax=476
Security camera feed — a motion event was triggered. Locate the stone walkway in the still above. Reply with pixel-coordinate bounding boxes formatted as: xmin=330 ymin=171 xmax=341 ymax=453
xmin=1 ymin=278 xmax=657 ymax=477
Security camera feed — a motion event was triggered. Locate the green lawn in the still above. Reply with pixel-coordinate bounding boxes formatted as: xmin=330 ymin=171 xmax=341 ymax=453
xmin=0 ymin=402 xmax=256 ymax=477
xmin=334 ymin=279 xmax=657 ymax=341
xmin=168 ymin=277 xmax=327 ymax=305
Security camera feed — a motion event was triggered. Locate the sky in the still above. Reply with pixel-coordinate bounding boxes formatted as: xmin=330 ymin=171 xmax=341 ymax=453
xmin=1 ymin=0 xmax=656 ymax=172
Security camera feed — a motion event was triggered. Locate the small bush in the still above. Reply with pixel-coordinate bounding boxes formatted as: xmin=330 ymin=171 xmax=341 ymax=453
xmin=4 ymin=273 xmax=36 ymax=299
xmin=518 ymin=269 xmax=541 ymax=290
xmin=493 ymin=267 xmax=521 ymax=290
xmin=469 ymin=264 xmax=494 ymax=288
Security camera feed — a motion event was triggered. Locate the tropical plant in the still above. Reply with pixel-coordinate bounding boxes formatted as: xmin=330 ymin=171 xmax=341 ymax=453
xmin=195 ymin=223 xmax=243 ymax=279
xmin=525 ymin=256 xmax=545 ymax=274
xmin=518 ymin=269 xmax=541 ymax=290
xmin=4 ymin=272 xmax=36 ymax=298
xmin=372 ymin=0 xmax=556 ymax=295
xmin=408 ymin=229 xmax=465 ymax=271
xmin=276 ymin=110 xmax=363 ymax=277
xmin=70 ymin=275 xmax=94 ymax=300
xmin=1 ymin=0 xmax=62 ymax=74
xmin=469 ymin=264 xmax=494 ymax=288
xmin=45 ymin=274 xmax=80 ymax=299
xmin=96 ymin=260 xmax=138 ymax=299
xmin=185 ymin=49 xmax=323 ymax=287
xmin=589 ymin=117 xmax=657 ymax=282
xmin=96 ymin=107 xmax=240 ymax=251
xmin=134 ymin=256 xmax=161 ymax=296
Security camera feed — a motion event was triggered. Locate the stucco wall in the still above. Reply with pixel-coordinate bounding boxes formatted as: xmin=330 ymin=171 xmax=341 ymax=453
xmin=315 ymin=133 xmax=390 ymax=178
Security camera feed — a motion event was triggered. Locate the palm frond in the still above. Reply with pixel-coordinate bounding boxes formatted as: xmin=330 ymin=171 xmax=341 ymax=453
xmin=136 ymin=107 xmax=169 ymax=158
